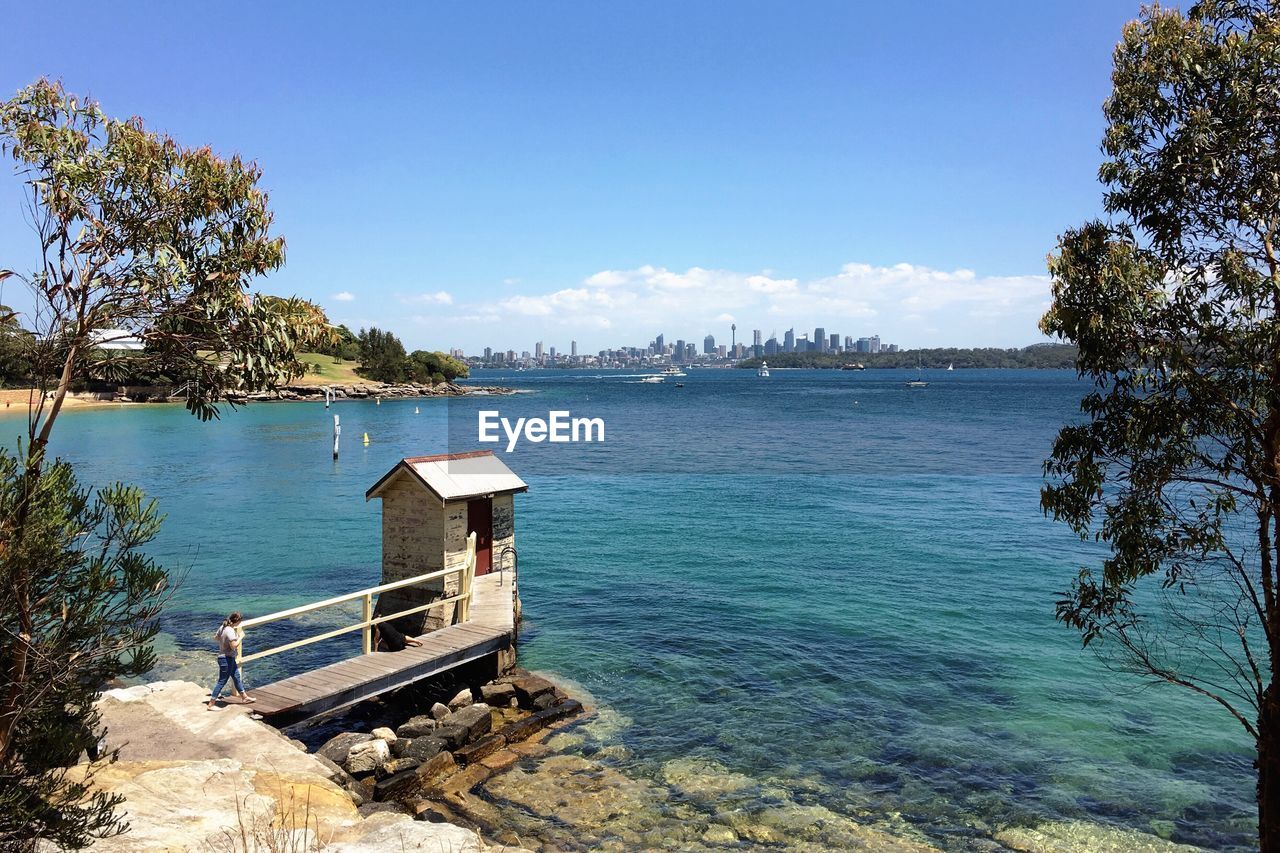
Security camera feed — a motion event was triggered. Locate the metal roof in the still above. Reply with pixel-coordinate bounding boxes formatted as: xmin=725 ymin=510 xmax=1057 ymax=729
xmin=366 ymin=450 xmax=528 ymax=502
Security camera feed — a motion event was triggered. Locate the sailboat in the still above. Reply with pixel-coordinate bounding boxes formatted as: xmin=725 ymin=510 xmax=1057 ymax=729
xmin=906 ymin=358 xmax=928 ymax=388
xmin=946 ymin=363 xmax=954 ymax=371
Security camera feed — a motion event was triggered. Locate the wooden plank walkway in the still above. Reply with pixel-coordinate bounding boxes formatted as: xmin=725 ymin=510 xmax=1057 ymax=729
xmin=251 ymin=572 xmax=517 ymax=721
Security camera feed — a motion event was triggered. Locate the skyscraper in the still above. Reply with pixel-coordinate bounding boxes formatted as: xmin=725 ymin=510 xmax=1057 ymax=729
xmin=535 ymin=341 xmax=544 ymax=360
xmin=784 ymin=328 xmax=795 ymax=353
xmin=655 ymin=333 xmax=664 ymax=355
xmin=703 ymin=334 xmax=715 ymax=354
xmin=814 ymin=327 xmax=826 ymax=353
xmin=571 ymin=340 xmax=577 ymax=357
xmin=752 ymin=329 xmax=763 ymax=358
xmin=830 ymin=333 xmax=840 ymax=352
xmin=674 ymin=339 xmax=685 ymax=363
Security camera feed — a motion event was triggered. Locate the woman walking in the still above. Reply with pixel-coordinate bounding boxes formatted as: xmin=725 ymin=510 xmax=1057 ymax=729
xmin=207 ymin=612 xmax=256 ymax=709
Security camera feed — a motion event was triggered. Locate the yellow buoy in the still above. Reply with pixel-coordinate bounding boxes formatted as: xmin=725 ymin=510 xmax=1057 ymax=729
xmin=363 ymin=432 xmax=370 ymax=446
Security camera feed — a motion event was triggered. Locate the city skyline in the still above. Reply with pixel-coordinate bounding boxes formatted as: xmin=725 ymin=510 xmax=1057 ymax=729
xmin=465 ymin=321 xmax=899 ymax=366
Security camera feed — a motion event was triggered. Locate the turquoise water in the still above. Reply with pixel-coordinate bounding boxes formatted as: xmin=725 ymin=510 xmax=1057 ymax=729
xmin=7 ymin=369 xmax=1255 ymax=849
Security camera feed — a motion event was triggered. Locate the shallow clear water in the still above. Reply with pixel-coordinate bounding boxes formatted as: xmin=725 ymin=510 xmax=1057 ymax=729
xmin=6 ymin=368 xmax=1256 ymax=849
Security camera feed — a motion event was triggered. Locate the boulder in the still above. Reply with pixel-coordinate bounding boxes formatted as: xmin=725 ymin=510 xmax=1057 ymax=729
xmin=446 ymin=703 xmax=492 ymax=742
xmin=318 ymin=731 xmax=373 ymax=765
xmin=370 ymin=726 xmax=397 ymax=742
xmin=431 ymin=724 xmax=469 ymax=750
xmin=374 ymin=756 xmax=421 ymax=780
xmin=479 ymin=683 xmax=516 ymax=705
xmin=448 ymin=687 xmax=474 ymax=710
xmin=344 ymin=738 xmax=390 ymax=775
xmin=395 ymin=714 xmax=437 ymax=738
xmin=356 ymin=800 xmax=413 ymax=818
xmin=509 ymin=674 xmax=557 ymax=708
xmin=453 ymin=733 xmax=507 ymax=767
xmin=390 ymin=738 xmax=412 ymax=758
xmin=373 ymin=750 xmax=457 ymax=802
xmin=430 ymin=701 xmax=451 ymax=720
xmin=404 ymin=736 xmax=447 ymax=762
xmin=533 ymin=693 xmax=557 ymax=711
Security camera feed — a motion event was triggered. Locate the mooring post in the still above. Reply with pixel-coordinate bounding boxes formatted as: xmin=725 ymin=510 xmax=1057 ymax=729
xmin=324 ymin=386 xmax=332 ymax=408
xmin=333 ymin=414 xmax=341 ymax=459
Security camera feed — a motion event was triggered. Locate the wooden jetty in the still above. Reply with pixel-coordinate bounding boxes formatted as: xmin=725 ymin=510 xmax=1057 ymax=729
xmin=240 ymin=533 xmax=517 ymax=722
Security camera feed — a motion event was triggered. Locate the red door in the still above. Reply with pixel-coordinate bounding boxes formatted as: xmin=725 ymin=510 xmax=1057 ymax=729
xmin=467 ymin=498 xmax=493 ymax=576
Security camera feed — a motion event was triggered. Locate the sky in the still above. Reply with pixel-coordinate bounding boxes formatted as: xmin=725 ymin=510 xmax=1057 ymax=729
xmin=0 ymin=1 xmax=1142 ymax=353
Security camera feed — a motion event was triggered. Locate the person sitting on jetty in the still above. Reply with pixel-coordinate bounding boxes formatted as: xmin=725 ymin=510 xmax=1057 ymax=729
xmin=207 ymin=612 xmax=256 ymax=709
xmin=372 ymin=601 xmax=424 ymax=652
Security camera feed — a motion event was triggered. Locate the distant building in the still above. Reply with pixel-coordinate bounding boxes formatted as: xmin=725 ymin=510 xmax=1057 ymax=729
xmin=844 ymin=335 xmax=853 ymax=350
xmin=814 ymin=327 xmax=826 ymax=353
xmin=855 ymin=337 xmax=871 ymax=353
xmin=764 ymin=337 xmax=779 ymax=356
xmin=655 ymin=333 xmax=664 ymax=355
xmin=90 ymin=328 xmax=145 ymax=351
xmin=571 ymin=340 xmax=578 ymax=357
xmin=829 ymin=333 xmax=840 ymax=352
xmin=674 ymin=339 xmax=685 ymax=363
xmin=783 ymin=328 xmax=795 ymax=353
xmin=704 ymin=334 xmax=716 ymax=354
xmin=535 ymin=341 xmax=544 ymax=360
xmin=869 ymin=335 xmax=881 ymax=354
xmin=717 ymin=344 xmax=727 ymax=358
xmin=483 ymin=347 xmax=492 ymax=360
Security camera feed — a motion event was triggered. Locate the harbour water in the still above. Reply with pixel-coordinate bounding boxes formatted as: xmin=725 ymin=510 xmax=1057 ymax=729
xmin=7 ymin=368 xmax=1256 ymax=850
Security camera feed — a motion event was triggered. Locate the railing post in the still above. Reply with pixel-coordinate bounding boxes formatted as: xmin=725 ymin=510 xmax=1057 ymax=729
xmin=361 ymin=593 xmax=373 ymax=655
xmin=458 ymin=532 xmax=477 ymax=623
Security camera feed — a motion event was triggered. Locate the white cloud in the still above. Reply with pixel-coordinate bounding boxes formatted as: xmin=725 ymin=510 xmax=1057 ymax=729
xmin=408 ymin=261 xmax=1052 ymax=350
xmin=405 ymin=291 xmax=454 ymax=306
xmin=332 ymin=291 xmax=355 ymax=302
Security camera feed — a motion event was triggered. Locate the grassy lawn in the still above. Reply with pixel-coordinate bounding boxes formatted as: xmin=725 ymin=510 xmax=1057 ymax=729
xmin=292 ymin=352 xmax=366 ymax=386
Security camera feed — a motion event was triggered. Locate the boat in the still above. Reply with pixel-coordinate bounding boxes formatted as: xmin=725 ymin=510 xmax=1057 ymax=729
xmin=757 ymin=360 xmax=770 ymax=378
xmin=906 ymin=358 xmax=928 ymax=388
xmin=841 ymin=363 xmax=866 ymax=370
xmin=674 ymin=382 xmax=684 ymax=388
xmin=946 ymin=363 xmax=954 ymax=371
xmin=639 ymin=375 xmax=664 ymax=383
xmin=662 ymin=366 xmax=686 ymax=377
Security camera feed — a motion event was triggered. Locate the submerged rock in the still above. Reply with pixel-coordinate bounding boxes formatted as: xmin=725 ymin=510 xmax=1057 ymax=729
xmin=995 ymin=820 xmax=1206 ymax=853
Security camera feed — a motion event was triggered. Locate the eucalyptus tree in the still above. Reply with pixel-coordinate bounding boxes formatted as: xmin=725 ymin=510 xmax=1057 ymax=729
xmin=0 ymin=79 xmax=328 ymax=849
xmin=1040 ymin=1 xmax=1280 ymax=846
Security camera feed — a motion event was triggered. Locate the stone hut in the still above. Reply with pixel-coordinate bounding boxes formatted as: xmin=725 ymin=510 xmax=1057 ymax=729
xmin=365 ymin=450 xmax=526 ymax=634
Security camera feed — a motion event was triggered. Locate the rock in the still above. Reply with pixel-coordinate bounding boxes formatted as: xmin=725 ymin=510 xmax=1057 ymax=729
xmin=370 ymin=726 xmax=397 ymax=742
xmin=532 ymin=692 xmax=557 ymax=711
xmin=479 ymin=748 xmax=521 ymax=773
xmin=448 ymin=687 xmax=474 ymax=710
xmin=431 ymin=724 xmax=469 ymax=750
xmin=390 ymin=737 xmax=412 ymax=758
xmin=404 ymin=736 xmax=447 ymax=761
xmin=288 ymin=738 xmax=309 ymax=751
xmin=373 ymin=750 xmax=457 ymax=801
xmin=357 ymin=800 xmax=412 ymax=817
xmin=994 ymin=820 xmax=1204 ymax=853
xmin=375 ymin=756 xmax=421 ymax=780
xmin=509 ymin=674 xmax=556 ymax=708
xmin=430 ymin=701 xmax=451 ymax=720
xmin=395 ymin=714 xmax=437 ymax=738
xmin=344 ymin=738 xmax=391 ymax=775
xmin=479 ymin=682 xmax=516 ymax=705
xmin=446 ymin=703 xmax=493 ymax=742
xmin=453 ymin=733 xmax=506 ymax=767
xmin=318 ymin=731 xmax=373 ymax=766
xmin=326 ymin=810 xmax=486 ymax=852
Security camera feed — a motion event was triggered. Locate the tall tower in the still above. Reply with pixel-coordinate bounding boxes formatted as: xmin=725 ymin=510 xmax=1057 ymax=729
xmin=731 ymin=323 xmax=737 ymax=350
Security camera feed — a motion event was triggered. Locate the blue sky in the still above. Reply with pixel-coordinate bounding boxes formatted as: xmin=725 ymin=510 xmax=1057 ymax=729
xmin=0 ymin=1 xmax=1140 ymax=353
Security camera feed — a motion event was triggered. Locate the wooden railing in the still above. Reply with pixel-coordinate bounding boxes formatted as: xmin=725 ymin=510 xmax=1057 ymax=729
xmin=239 ymin=533 xmax=477 ymax=664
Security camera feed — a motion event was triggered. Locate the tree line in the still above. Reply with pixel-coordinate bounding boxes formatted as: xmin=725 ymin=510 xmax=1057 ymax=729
xmin=736 ymin=344 xmax=1079 ymax=370
xmin=315 ymin=325 xmax=468 ymax=385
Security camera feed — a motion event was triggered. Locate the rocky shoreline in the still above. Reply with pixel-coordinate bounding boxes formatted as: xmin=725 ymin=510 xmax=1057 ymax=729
xmin=103 ymin=380 xmax=520 ymax=404
xmin=306 ymin=668 xmax=586 ymax=832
